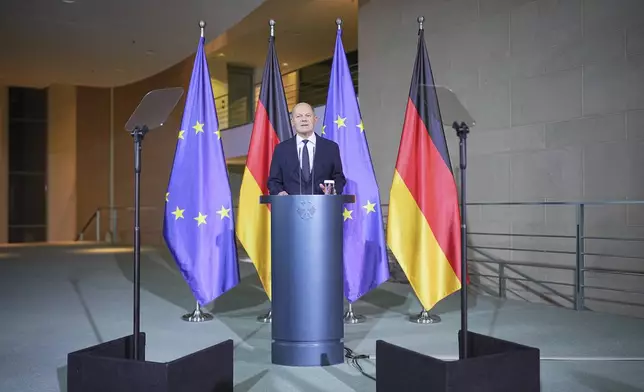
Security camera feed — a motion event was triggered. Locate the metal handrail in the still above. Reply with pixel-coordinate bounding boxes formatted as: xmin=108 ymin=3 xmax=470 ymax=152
xmin=77 ymin=209 xmax=101 ymax=241
xmin=76 ymin=206 xmax=157 ymax=242
xmin=77 ymin=200 xmax=644 ymax=314
xmin=467 ymin=200 xmax=644 ymax=206
xmin=459 ymin=201 xmax=644 ymax=313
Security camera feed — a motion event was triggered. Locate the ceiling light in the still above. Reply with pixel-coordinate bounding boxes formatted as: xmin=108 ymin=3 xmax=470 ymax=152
xmin=62 ymin=0 xmax=75 ymax=3
xmin=217 ymin=53 xmax=225 ymax=57
xmin=282 ymin=62 xmax=288 ymax=66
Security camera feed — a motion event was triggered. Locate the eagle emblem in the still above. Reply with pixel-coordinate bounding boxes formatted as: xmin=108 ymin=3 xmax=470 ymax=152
xmin=296 ymin=200 xmax=316 ymax=220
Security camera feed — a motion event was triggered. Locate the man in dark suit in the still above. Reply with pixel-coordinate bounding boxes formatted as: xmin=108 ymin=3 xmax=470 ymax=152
xmin=268 ymin=102 xmax=346 ymax=195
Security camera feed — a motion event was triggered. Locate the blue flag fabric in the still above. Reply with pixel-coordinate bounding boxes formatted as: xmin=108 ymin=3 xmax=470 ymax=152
xmin=163 ymin=36 xmax=240 ymax=306
xmin=322 ymin=28 xmax=390 ymax=303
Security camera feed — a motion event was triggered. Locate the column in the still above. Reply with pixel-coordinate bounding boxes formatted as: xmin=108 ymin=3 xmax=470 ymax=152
xmin=47 ymin=85 xmax=77 ymax=242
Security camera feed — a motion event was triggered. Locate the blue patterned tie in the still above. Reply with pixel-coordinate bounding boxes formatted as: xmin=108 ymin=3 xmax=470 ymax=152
xmin=301 ymin=140 xmax=310 ymax=182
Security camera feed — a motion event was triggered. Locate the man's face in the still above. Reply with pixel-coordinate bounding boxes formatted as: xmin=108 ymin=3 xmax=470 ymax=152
xmin=291 ymin=104 xmax=316 ymax=135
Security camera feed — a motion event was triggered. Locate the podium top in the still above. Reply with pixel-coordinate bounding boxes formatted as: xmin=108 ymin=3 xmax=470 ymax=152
xmin=260 ymin=194 xmax=355 ymax=204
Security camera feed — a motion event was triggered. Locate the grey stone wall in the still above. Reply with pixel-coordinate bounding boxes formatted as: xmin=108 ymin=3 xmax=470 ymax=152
xmin=359 ymin=0 xmax=644 ymax=317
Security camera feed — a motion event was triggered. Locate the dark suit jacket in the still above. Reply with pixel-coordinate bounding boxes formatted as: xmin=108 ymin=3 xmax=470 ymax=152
xmin=267 ymin=135 xmax=346 ymax=195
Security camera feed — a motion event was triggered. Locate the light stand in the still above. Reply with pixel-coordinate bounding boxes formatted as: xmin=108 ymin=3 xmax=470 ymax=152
xmin=453 ymin=120 xmax=469 ymax=359
xmin=67 ymin=87 xmax=236 ymax=392
xmin=130 ymin=124 xmax=148 ymax=359
xmin=123 ymin=87 xmax=185 ymax=359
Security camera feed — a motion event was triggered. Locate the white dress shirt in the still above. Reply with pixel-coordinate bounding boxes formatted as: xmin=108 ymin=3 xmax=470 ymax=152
xmin=296 ymin=133 xmax=316 ymax=172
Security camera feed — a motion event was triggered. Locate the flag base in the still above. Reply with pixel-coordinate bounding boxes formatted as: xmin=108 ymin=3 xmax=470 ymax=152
xmin=182 ymin=310 xmax=214 ymax=322
xmin=67 ymin=333 xmax=233 ymax=392
xmin=182 ymin=303 xmax=214 ymax=322
xmin=257 ymin=309 xmax=272 ymax=323
xmin=343 ymin=309 xmax=366 ymax=324
xmin=408 ymin=310 xmax=441 ymax=324
xmin=343 ymin=303 xmax=366 ymax=324
xmin=376 ymin=331 xmax=540 ymax=392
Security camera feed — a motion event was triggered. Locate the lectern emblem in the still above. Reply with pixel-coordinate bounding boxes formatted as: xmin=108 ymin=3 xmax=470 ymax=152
xmin=296 ymin=200 xmax=316 ymax=220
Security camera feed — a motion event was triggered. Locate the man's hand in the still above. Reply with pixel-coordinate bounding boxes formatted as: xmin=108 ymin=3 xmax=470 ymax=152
xmin=319 ymin=184 xmax=336 ymax=195
xmin=278 ymin=191 xmax=288 ymax=196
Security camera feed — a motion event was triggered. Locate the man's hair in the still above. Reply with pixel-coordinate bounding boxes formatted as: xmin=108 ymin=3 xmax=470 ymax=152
xmin=291 ymin=102 xmax=313 ymax=114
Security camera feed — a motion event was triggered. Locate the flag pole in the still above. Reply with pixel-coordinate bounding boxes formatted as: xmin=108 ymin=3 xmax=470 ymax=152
xmin=178 ymin=20 xmax=216 ymax=324
xmin=333 ymin=16 xmax=367 ymax=326
xmin=408 ymin=16 xmax=441 ymax=326
xmin=256 ymin=18 xmax=276 ymax=325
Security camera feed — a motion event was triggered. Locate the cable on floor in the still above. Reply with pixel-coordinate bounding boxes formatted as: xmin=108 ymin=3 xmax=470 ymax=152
xmin=344 ymin=346 xmax=376 ymax=381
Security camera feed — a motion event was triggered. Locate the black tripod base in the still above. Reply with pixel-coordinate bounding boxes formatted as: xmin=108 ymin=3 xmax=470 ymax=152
xmin=67 ymin=333 xmax=234 ymax=392
xmin=376 ymin=331 xmax=540 ymax=392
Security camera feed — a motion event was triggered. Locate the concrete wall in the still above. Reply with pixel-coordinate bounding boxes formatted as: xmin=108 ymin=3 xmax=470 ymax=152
xmin=359 ymin=0 xmax=644 ymax=317
xmin=75 ymin=87 xmax=111 ymax=242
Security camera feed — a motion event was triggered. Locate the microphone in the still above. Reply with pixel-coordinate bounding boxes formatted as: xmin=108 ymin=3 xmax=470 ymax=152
xmin=311 ymin=145 xmax=315 ymax=195
xmin=298 ymin=144 xmax=302 ymax=195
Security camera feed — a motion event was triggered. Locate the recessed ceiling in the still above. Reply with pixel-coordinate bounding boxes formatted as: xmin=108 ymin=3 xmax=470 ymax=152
xmin=0 ymin=0 xmax=266 ymax=88
xmin=205 ymin=0 xmax=358 ymax=82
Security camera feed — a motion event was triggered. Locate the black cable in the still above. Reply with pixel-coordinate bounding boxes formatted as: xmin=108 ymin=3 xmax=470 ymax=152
xmin=344 ymin=346 xmax=376 ymax=381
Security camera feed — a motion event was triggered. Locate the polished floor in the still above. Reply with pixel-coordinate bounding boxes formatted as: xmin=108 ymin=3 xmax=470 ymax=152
xmin=1 ymin=242 xmax=643 ymax=391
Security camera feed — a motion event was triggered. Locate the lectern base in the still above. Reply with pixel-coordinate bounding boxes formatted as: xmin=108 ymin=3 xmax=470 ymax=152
xmin=272 ymin=340 xmax=344 ymax=367
xmin=263 ymin=194 xmax=354 ymax=368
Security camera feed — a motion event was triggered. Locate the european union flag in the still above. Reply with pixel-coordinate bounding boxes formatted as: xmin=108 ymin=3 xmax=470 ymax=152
xmin=163 ymin=34 xmax=239 ymax=306
xmin=322 ymin=25 xmax=390 ymax=303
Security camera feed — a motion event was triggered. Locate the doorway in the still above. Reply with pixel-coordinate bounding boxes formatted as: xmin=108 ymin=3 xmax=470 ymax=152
xmin=7 ymin=87 xmax=47 ymax=243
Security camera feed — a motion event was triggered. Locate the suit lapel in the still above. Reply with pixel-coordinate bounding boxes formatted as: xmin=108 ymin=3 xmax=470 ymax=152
xmin=288 ymin=137 xmax=300 ymax=178
xmin=312 ymin=137 xmax=323 ymax=181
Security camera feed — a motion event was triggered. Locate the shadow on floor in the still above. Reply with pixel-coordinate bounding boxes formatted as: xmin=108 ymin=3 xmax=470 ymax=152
xmin=572 ymin=371 xmax=644 ymax=392
xmin=114 ymin=248 xmax=267 ymax=314
xmin=235 ymin=369 xmax=269 ymax=391
xmin=57 ymin=365 xmax=66 ymax=392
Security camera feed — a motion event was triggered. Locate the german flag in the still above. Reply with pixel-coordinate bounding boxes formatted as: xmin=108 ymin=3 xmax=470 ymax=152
xmin=386 ymin=27 xmax=462 ymax=312
xmin=236 ymin=31 xmax=292 ymax=300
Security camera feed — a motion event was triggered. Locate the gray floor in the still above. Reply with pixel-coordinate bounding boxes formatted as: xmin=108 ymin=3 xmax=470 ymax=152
xmin=1 ymin=242 xmax=644 ymax=392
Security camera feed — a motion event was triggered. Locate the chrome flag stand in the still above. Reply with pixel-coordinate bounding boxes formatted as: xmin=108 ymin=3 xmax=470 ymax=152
xmin=182 ymin=300 xmax=214 ymax=322
xmin=343 ymin=303 xmax=366 ymax=324
xmin=257 ymin=309 xmax=272 ymax=324
xmin=409 ymin=310 xmax=441 ymax=324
